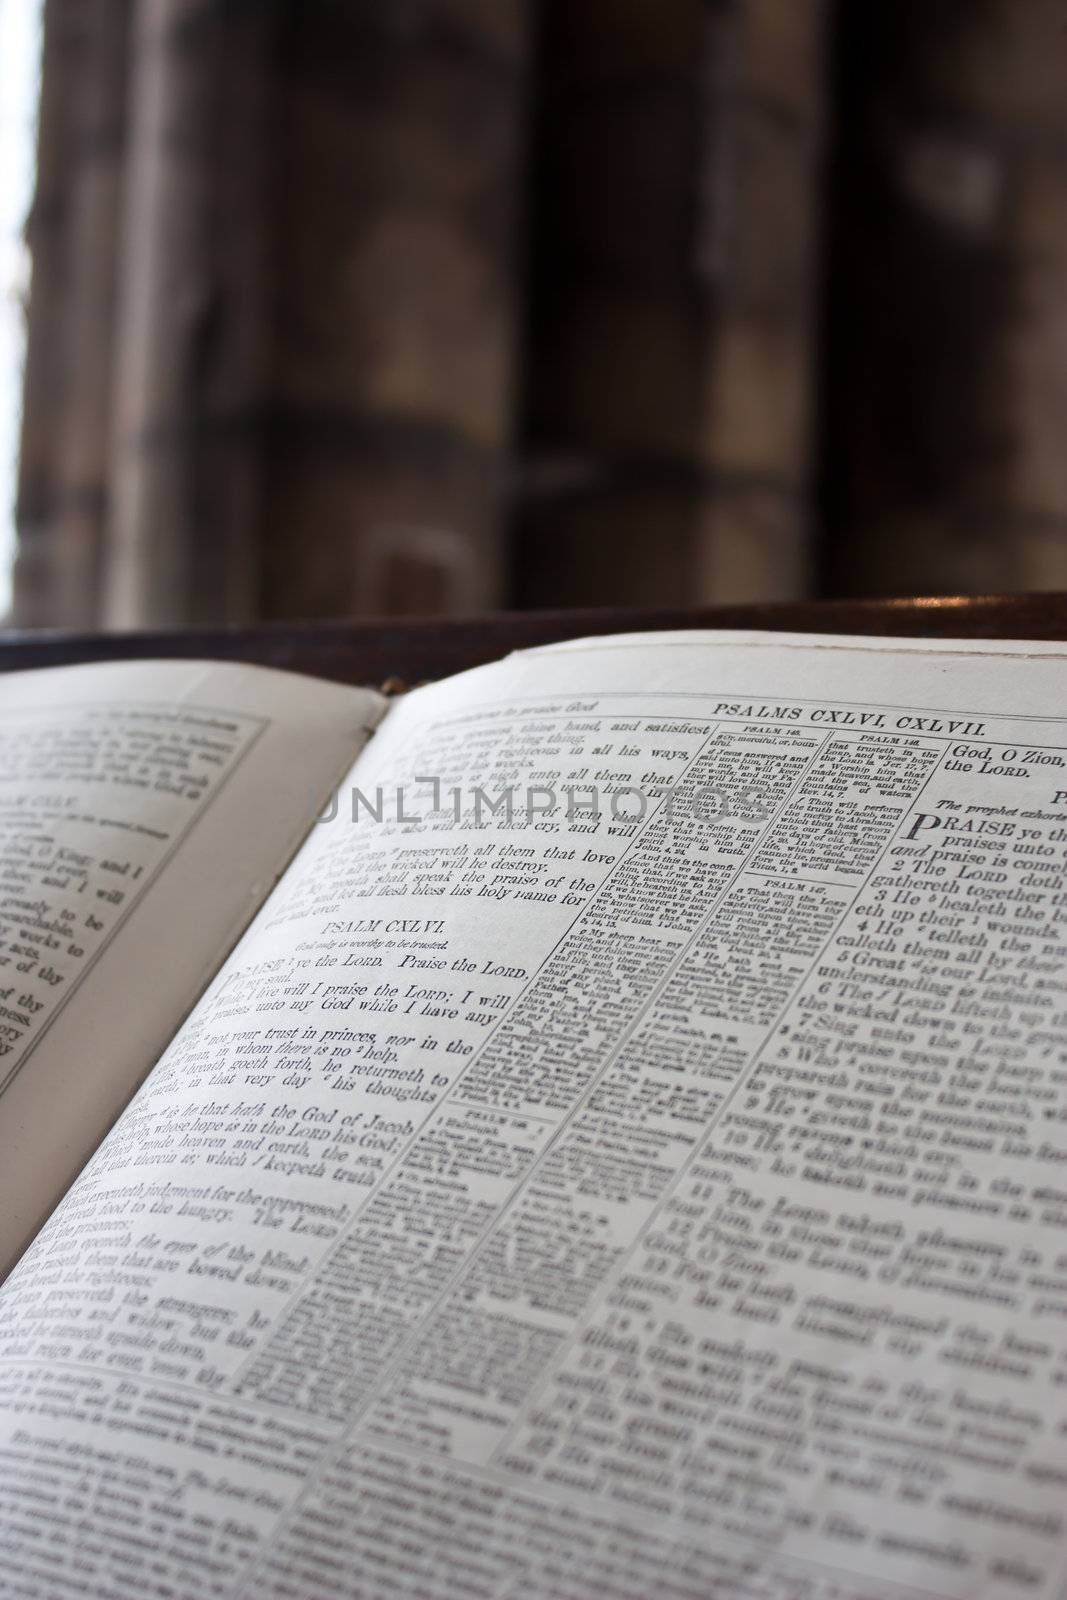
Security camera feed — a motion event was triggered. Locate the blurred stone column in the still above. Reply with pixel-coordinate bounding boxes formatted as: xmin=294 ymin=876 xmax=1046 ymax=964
xmin=516 ymin=0 xmax=828 ymax=608
xmin=824 ymin=0 xmax=1067 ymax=597
xmin=14 ymin=0 xmax=131 ymax=626
xmin=102 ymin=0 xmax=276 ymax=627
xmin=259 ymin=0 xmax=530 ymax=618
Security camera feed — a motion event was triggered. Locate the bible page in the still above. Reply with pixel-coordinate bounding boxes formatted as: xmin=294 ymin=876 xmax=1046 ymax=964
xmin=0 ymin=631 xmax=1064 ymax=1599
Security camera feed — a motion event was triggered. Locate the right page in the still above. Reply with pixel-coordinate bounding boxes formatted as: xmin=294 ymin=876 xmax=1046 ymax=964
xmin=0 ymin=630 xmax=1065 ymax=1600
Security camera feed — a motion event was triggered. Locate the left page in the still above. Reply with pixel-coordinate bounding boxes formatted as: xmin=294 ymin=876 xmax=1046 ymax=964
xmin=0 ymin=657 xmax=385 ymax=1276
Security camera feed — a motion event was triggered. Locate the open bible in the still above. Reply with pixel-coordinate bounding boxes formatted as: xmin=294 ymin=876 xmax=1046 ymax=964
xmin=0 ymin=630 xmax=1064 ymax=1600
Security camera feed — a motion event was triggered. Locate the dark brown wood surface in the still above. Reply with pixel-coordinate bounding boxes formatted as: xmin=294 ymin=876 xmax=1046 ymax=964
xmin=0 ymin=594 xmax=1065 ymax=689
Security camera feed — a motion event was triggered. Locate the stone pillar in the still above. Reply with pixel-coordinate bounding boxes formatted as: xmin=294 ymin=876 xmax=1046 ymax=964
xmin=824 ymin=0 xmax=1067 ymax=597
xmin=259 ymin=0 xmax=530 ymax=618
xmin=102 ymin=0 xmax=276 ymax=628
xmin=516 ymin=0 xmax=828 ymax=608
xmin=14 ymin=0 xmax=131 ymax=626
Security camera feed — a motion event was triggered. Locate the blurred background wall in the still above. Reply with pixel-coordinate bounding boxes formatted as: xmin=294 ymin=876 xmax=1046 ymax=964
xmin=8 ymin=0 xmax=1067 ymax=627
